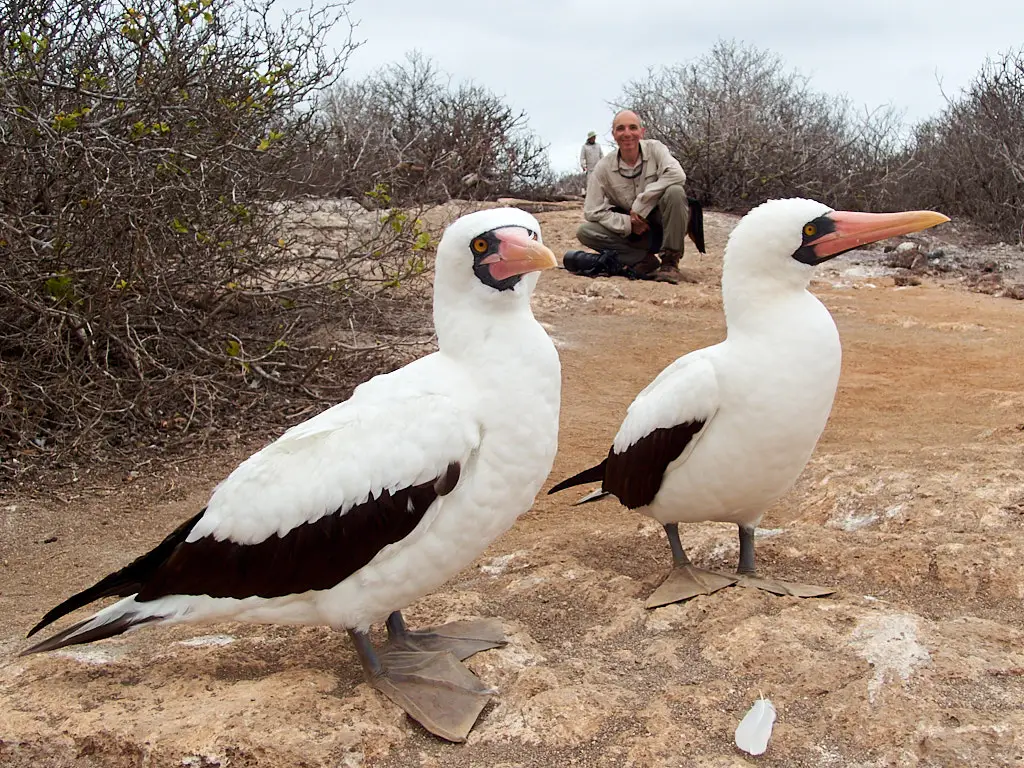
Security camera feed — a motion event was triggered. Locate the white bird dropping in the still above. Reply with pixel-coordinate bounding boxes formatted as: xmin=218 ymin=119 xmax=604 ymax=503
xmin=734 ymin=695 xmax=777 ymax=756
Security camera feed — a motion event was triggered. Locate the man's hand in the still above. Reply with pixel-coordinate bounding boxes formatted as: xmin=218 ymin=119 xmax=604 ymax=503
xmin=630 ymin=211 xmax=649 ymax=235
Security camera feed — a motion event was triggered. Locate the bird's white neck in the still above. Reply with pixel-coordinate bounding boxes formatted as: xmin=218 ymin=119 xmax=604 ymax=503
xmin=433 ymin=289 xmax=543 ymax=363
xmin=721 ymin=267 xmax=818 ymax=336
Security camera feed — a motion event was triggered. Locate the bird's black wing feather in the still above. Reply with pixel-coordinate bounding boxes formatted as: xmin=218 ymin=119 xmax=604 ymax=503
xmin=27 ymin=462 xmax=462 ymax=638
xmin=602 ymin=421 xmax=705 ymax=509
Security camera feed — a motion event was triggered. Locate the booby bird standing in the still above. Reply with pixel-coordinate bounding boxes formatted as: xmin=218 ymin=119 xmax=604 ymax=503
xmin=549 ymin=198 xmax=949 ymax=607
xmin=20 ymin=207 xmax=561 ymax=742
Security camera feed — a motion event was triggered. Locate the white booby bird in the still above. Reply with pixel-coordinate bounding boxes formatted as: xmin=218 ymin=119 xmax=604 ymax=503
xmin=549 ymin=198 xmax=949 ymax=607
xmin=20 ymin=207 xmax=561 ymax=742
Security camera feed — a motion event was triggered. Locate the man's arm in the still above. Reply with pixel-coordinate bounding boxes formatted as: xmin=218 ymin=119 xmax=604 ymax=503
xmin=583 ymin=169 xmax=630 ymax=236
xmin=631 ymin=142 xmax=687 ymax=218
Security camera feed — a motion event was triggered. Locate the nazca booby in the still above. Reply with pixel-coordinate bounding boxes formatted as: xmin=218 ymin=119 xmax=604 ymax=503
xmin=20 ymin=207 xmax=561 ymax=742
xmin=549 ymin=198 xmax=949 ymax=607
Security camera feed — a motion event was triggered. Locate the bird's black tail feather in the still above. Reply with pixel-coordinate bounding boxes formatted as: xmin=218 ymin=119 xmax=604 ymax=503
xmin=20 ymin=611 xmax=160 ymax=656
xmin=547 ymin=459 xmax=607 ymax=495
xmin=687 ymin=198 xmax=706 ymax=254
xmin=25 ymin=508 xmax=205 ymax=639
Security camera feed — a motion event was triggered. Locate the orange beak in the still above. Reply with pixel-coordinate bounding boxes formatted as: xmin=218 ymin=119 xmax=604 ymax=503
xmin=479 ymin=228 xmax=558 ymax=281
xmin=807 ymin=209 xmax=950 ymax=262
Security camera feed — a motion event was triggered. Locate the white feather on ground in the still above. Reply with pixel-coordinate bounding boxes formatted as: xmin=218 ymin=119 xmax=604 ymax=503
xmin=735 ymin=695 xmax=777 ymax=756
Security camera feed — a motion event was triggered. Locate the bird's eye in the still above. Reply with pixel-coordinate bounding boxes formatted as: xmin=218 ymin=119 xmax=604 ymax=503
xmin=528 ymin=229 xmax=538 ymax=241
xmin=803 ymin=223 xmax=818 ymax=237
xmin=472 ymin=237 xmax=489 ymax=254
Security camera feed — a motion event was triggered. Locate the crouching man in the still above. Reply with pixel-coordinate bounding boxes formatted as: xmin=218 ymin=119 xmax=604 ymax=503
xmin=569 ymin=109 xmax=698 ymax=284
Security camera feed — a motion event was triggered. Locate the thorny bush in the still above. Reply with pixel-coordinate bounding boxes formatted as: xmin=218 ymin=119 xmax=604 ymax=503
xmin=617 ymin=40 xmax=1024 ymax=243
xmin=315 ymin=51 xmax=554 ymax=205
xmin=617 ymin=40 xmax=919 ymax=214
xmin=0 ymin=0 xmax=438 ymax=483
xmin=901 ymin=47 xmax=1024 ymax=243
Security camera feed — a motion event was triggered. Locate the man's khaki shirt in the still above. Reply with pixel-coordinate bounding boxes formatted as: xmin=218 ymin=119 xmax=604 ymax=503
xmin=583 ymin=139 xmax=687 ymax=237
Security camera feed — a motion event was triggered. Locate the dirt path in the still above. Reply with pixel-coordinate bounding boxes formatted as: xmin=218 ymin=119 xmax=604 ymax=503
xmin=2 ymin=207 xmax=1024 ymax=767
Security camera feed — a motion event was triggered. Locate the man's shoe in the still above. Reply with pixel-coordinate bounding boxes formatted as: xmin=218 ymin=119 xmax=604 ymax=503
xmin=631 ymin=252 xmax=662 ymax=278
xmin=652 ymin=264 xmax=682 ymax=284
xmin=651 ymin=250 xmax=699 ymax=284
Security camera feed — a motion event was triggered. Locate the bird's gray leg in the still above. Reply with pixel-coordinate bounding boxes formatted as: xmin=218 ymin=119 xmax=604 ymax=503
xmin=734 ymin=523 xmax=835 ymax=598
xmin=737 ymin=525 xmax=758 ymax=575
xmin=348 ymin=628 xmax=385 ymax=679
xmin=347 ymin=627 xmax=494 ymax=743
xmin=385 ymin=610 xmax=408 ymax=640
xmin=645 ymin=523 xmax=737 ymax=608
xmin=664 ymin=523 xmax=692 ymax=567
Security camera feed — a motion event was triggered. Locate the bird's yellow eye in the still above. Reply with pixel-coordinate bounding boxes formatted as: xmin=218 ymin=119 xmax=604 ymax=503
xmin=803 ymin=223 xmax=817 ymax=237
xmin=472 ymin=237 xmax=489 ymax=254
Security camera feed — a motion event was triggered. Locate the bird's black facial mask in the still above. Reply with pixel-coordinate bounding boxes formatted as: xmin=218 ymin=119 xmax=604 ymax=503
xmin=791 ymin=215 xmax=839 ymax=265
xmin=470 ymin=226 xmax=543 ymax=292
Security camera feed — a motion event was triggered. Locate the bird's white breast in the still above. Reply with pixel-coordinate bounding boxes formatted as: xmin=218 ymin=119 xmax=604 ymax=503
xmin=650 ymin=292 xmax=841 ymax=526
xmin=315 ymin=319 xmax=561 ymax=630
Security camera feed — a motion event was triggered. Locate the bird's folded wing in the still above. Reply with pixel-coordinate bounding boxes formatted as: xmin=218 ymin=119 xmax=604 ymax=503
xmin=188 ymin=385 xmax=482 ymax=548
xmin=22 ymin=366 xmax=484 ymax=619
xmin=613 ymin=353 xmax=720 ymax=453
xmin=602 ymin=354 xmax=720 ymax=509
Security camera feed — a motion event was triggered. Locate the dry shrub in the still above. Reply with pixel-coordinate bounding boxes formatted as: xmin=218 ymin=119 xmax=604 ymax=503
xmin=898 ymin=48 xmax=1024 ymax=243
xmin=617 ymin=40 xmax=1024 ymax=243
xmin=617 ymin=39 xmax=917 ymax=213
xmin=0 ymin=0 xmax=437 ymax=483
xmin=313 ymin=51 xmax=554 ymax=204
xmin=551 ymin=171 xmax=587 ymax=199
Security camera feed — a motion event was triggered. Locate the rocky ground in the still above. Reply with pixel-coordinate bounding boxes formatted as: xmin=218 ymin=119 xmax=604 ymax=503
xmin=2 ymin=202 xmax=1023 ymax=767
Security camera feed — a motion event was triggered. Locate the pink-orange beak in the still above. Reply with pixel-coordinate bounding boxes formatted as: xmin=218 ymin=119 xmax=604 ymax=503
xmin=478 ymin=227 xmax=557 ymax=281
xmin=805 ymin=209 xmax=950 ymax=263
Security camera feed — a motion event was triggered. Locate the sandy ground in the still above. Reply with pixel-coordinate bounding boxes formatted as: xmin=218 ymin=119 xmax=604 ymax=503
xmin=2 ymin=205 xmax=1024 ymax=767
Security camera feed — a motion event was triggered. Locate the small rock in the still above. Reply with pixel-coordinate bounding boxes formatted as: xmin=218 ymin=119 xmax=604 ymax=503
xmin=1002 ymin=284 xmax=1024 ymax=300
xmin=895 ymin=241 xmax=918 ymax=253
xmin=894 ymin=275 xmax=922 ymax=287
xmin=927 ymin=248 xmax=946 ymax=259
xmin=972 ymin=276 xmax=1003 ymax=295
xmin=886 ymin=251 xmax=928 ymax=271
xmin=583 ymin=283 xmax=624 ymax=299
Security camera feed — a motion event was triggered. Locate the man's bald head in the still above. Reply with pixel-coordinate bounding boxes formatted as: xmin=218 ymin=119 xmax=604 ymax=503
xmin=612 ymin=110 xmax=642 ymax=131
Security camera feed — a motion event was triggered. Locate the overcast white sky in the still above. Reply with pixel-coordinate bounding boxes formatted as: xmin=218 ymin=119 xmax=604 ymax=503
xmin=331 ymin=0 xmax=1024 ymax=174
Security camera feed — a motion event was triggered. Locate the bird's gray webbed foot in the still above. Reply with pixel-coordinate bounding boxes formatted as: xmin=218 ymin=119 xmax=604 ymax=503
xmin=349 ymin=628 xmax=496 ymax=743
xmin=645 ymin=523 xmax=738 ymax=608
xmin=734 ymin=573 xmax=836 ymax=597
xmin=734 ymin=525 xmax=834 ymax=598
xmin=384 ymin=610 xmax=507 ymax=661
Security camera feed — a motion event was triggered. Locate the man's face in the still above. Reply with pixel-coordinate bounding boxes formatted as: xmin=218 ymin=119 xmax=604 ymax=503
xmin=612 ymin=112 xmax=644 ymax=153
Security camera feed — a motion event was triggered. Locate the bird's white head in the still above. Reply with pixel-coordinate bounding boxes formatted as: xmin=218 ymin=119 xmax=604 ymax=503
xmin=434 ymin=207 xmax=556 ymax=304
xmin=723 ymin=197 xmax=950 ymax=298
xmin=431 ymin=207 xmax=557 ymax=353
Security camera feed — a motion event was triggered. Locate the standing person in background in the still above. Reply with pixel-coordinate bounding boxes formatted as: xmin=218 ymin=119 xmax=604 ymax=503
xmin=580 ymin=131 xmax=603 ymax=180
